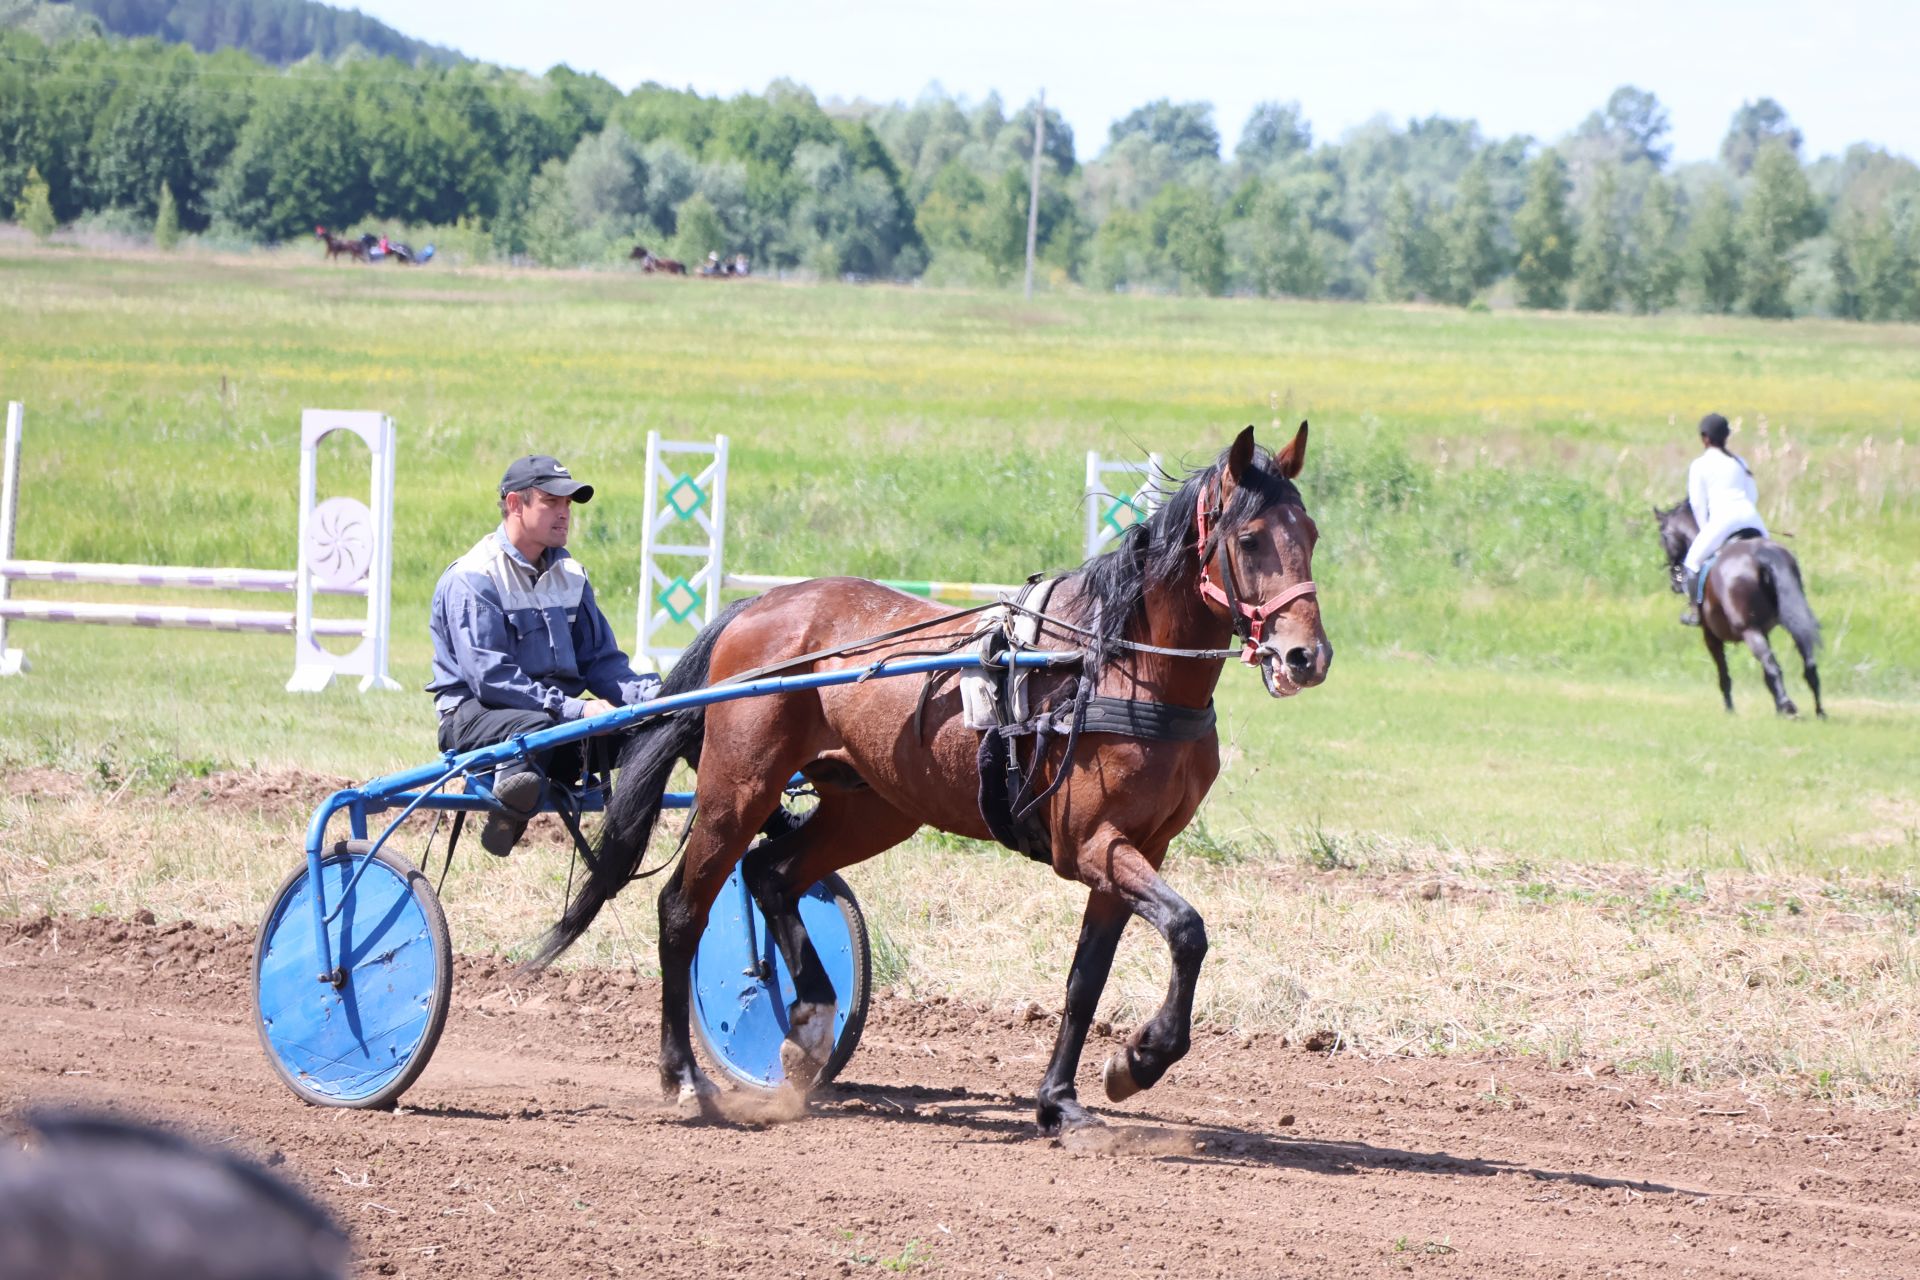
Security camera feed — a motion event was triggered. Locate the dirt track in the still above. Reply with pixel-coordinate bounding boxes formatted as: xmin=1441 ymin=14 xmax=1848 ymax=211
xmin=3 ymin=914 xmax=1917 ymax=1279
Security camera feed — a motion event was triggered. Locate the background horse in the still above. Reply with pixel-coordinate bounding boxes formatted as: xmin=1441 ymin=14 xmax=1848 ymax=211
xmin=531 ymin=425 xmax=1331 ymax=1133
xmin=313 ymin=226 xmax=363 ymax=262
xmin=630 ymin=245 xmax=688 ymax=275
xmin=1656 ymin=502 xmax=1824 ymax=717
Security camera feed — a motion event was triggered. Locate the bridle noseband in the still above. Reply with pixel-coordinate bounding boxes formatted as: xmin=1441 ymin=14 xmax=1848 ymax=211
xmin=1195 ymin=482 xmax=1317 ymax=667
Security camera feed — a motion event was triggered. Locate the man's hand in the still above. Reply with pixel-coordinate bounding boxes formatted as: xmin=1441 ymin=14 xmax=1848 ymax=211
xmin=578 ymin=697 xmax=616 ymax=719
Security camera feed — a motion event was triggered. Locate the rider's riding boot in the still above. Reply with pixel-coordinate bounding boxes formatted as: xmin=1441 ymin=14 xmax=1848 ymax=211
xmin=1678 ymin=570 xmax=1702 ymax=627
xmin=480 ymin=767 xmax=543 ymax=857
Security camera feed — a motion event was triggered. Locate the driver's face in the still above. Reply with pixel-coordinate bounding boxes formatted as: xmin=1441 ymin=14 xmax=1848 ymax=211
xmin=511 ymin=489 xmax=573 ymax=550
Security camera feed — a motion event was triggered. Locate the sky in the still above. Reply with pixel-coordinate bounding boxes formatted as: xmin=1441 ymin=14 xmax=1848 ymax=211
xmin=354 ymin=0 xmax=1919 ymax=165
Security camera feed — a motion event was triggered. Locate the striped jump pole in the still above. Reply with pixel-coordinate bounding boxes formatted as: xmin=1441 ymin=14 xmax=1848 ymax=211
xmin=634 ymin=437 xmax=1159 ymax=671
xmin=723 ymin=572 xmax=1019 ymax=602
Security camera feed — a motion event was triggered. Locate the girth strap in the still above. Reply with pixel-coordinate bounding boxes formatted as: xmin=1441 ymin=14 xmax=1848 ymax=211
xmin=1079 ymin=695 xmax=1215 ymax=740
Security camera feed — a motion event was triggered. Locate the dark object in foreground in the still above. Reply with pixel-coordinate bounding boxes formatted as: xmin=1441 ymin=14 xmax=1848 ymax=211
xmin=0 ymin=1110 xmax=349 ymax=1280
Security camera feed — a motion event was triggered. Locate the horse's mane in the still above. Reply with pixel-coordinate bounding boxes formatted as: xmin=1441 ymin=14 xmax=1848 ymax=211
xmin=1066 ymin=441 xmax=1302 ymax=663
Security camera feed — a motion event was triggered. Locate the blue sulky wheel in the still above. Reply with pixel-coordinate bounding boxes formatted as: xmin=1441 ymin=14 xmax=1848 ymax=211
xmin=252 ymin=840 xmax=452 ymax=1109
xmin=690 ymin=866 xmax=871 ymax=1092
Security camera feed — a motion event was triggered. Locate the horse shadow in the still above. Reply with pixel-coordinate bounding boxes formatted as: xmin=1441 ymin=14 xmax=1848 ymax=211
xmin=822 ymin=1081 xmax=1700 ymax=1197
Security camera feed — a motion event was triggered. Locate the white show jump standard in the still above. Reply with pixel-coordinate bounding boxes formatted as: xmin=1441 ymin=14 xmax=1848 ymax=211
xmin=635 ymin=431 xmax=730 ymax=670
xmin=0 ymin=404 xmax=398 ymax=692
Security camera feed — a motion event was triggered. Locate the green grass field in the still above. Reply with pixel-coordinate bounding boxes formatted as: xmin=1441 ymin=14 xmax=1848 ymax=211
xmin=7 ymin=241 xmax=1920 ymax=1098
xmin=2 ymin=242 xmax=1918 ymax=873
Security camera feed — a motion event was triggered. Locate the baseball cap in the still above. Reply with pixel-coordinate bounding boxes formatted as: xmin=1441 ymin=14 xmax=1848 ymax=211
xmin=499 ymin=455 xmax=594 ymax=503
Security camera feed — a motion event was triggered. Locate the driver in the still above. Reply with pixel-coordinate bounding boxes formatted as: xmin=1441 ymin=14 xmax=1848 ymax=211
xmin=427 ymin=455 xmax=660 ymax=854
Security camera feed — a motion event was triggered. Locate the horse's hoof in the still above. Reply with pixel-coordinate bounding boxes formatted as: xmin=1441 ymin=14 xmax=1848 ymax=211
xmin=779 ymin=1001 xmax=834 ymax=1089
xmin=677 ymin=1079 xmax=721 ymax=1117
xmin=1102 ymin=1052 xmax=1142 ymax=1102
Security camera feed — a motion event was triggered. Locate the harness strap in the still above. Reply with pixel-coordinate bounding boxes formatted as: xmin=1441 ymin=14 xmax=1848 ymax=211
xmin=1080 ymin=694 xmax=1215 ymax=740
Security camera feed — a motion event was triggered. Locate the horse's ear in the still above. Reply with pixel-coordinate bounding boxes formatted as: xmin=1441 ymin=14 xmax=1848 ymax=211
xmin=1224 ymin=425 xmax=1257 ymax=486
xmin=1272 ymin=420 xmax=1309 ymax=479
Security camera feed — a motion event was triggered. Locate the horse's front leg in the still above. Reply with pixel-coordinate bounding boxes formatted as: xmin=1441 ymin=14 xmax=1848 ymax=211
xmin=1704 ymin=631 xmax=1734 ymax=712
xmin=1035 ymin=890 xmax=1130 ymax=1134
xmin=1098 ymin=859 xmax=1208 ymax=1104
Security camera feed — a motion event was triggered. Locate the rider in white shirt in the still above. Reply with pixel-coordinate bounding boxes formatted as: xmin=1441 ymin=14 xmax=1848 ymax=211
xmin=1680 ymin=412 xmax=1767 ymax=626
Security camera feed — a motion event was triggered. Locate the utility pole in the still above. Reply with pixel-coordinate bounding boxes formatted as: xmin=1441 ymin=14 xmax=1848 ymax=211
xmin=1024 ymin=89 xmax=1046 ymax=299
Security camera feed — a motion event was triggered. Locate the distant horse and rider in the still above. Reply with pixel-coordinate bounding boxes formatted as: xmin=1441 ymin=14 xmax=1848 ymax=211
xmin=313 ymin=226 xmax=365 ymax=262
xmin=630 ymin=245 xmax=687 ymax=274
xmin=312 ymin=226 xmax=432 ymax=265
xmin=1656 ymin=412 xmax=1824 ymax=718
xmin=527 ymin=424 xmax=1332 ymax=1133
xmin=698 ymin=251 xmax=752 ymax=277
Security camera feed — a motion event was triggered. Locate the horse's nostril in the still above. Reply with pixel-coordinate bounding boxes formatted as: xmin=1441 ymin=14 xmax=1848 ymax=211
xmin=1284 ymin=646 xmax=1313 ymax=672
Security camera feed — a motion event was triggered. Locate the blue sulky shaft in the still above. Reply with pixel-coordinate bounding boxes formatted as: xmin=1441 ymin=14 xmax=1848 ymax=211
xmin=297 ymin=651 xmax=1077 ymax=981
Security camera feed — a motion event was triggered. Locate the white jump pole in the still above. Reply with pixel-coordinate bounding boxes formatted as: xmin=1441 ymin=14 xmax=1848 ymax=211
xmin=0 ymin=402 xmax=25 ymax=676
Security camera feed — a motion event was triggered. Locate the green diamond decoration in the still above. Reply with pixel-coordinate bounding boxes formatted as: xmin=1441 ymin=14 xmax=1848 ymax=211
xmin=664 ymin=474 xmax=707 ymax=520
xmin=1101 ymin=493 xmax=1147 ymax=537
xmin=658 ymin=576 xmax=702 ymax=623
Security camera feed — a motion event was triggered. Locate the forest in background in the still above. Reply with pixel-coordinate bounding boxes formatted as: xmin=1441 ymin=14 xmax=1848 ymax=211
xmin=3 ymin=6 xmax=1919 ymax=320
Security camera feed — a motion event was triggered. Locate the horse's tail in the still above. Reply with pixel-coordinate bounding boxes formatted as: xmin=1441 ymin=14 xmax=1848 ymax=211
xmin=1758 ymin=542 xmax=1820 ymax=663
xmin=525 ymin=596 xmax=756 ymax=970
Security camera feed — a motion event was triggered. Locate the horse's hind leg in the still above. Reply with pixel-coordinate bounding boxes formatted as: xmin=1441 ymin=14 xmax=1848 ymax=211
xmin=740 ymin=788 xmax=921 ymax=1091
xmin=1704 ymin=632 xmax=1734 ymax=712
xmin=1743 ymin=628 xmax=1798 ymax=716
xmin=1802 ymin=658 xmax=1826 ymax=719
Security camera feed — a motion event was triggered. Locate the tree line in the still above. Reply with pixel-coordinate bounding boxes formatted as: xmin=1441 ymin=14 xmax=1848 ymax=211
xmin=67 ymin=0 xmax=462 ymax=67
xmin=3 ymin=25 xmax=1917 ymax=320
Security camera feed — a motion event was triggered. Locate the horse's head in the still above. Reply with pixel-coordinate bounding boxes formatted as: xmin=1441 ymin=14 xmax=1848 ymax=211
xmin=1653 ymin=501 xmax=1697 ymax=594
xmin=1200 ymin=423 xmax=1331 ymax=697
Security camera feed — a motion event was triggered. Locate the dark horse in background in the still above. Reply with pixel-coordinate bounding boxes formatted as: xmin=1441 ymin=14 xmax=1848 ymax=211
xmin=530 ymin=425 xmax=1332 ymax=1133
xmin=630 ymin=245 xmax=687 ymax=274
xmin=1656 ymin=502 xmax=1824 ymax=718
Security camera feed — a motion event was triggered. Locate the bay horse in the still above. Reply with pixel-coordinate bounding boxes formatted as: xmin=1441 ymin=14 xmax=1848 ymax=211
xmin=631 ymin=245 xmax=687 ymax=275
xmin=531 ymin=425 xmax=1332 ymax=1133
xmin=314 ymin=226 xmax=364 ymax=262
xmin=1655 ymin=501 xmax=1824 ymax=717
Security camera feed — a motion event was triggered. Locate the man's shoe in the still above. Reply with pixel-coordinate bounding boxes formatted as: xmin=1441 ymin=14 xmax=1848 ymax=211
xmin=480 ymin=769 xmax=543 ymax=857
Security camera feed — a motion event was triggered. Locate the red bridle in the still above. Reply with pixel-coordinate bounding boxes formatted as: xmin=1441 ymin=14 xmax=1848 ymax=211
xmin=1195 ymin=486 xmax=1318 ymax=666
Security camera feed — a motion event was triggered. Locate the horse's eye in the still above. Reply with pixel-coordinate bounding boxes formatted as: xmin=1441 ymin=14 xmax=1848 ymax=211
xmin=1235 ymin=533 xmax=1259 ymax=550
